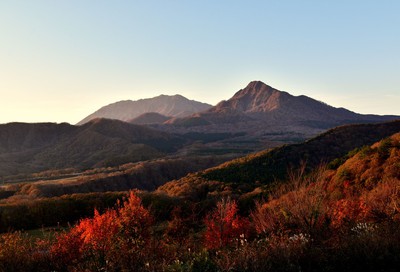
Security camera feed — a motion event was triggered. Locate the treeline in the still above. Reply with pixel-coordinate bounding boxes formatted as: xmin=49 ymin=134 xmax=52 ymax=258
xmin=0 ymin=192 xmax=126 ymax=232
xmin=0 ymin=190 xmax=217 ymax=233
xmin=202 ymin=120 xmax=400 ymax=184
xmin=0 ymin=156 xmax=231 ymax=201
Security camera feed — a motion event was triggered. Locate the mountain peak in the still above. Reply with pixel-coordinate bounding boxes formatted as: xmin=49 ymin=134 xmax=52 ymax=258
xmin=245 ymin=80 xmax=273 ymax=90
xmin=157 ymin=94 xmax=184 ymax=99
xmin=213 ymin=81 xmax=288 ymax=113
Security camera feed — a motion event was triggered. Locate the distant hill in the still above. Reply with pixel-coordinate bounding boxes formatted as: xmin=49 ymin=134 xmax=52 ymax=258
xmin=166 ymin=81 xmax=398 ymax=134
xmin=77 ymin=95 xmax=212 ymax=125
xmin=0 ymin=119 xmax=186 ymax=177
xmin=129 ymin=112 xmax=171 ymax=125
xmin=157 ymin=120 xmax=400 ymax=198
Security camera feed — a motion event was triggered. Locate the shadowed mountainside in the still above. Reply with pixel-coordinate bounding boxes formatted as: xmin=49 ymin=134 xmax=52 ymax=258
xmin=0 ymin=156 xmax=233 ymax=200
xmin=0 ymin=119 xmax=186 ymax=177
xmin=129 ymin=112 xmax=171 ymax=125
xmin=157 ymin=120 xmax=400 ymax=198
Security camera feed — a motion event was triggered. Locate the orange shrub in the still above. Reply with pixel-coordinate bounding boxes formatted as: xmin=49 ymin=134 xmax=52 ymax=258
xmin=0 ymin=232 xmax=32 ymax=271
xmin=252 ymin=180 xmax=331 ymax=236
xmin=362 ymin=179 xmax=400 ymax=221
xmin=330 ymin=198 xmax=369 ymax=228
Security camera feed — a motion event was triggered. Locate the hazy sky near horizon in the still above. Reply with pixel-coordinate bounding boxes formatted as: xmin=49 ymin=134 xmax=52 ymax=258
xmin=1 ymin=1 xmax=399 ymax=124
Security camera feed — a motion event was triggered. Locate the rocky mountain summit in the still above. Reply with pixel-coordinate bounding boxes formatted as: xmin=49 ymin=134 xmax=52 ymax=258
xmin=169 ymin=81 xmax=396 ymax=127
xmin=162 ymin=81 xmax=397 ymax=143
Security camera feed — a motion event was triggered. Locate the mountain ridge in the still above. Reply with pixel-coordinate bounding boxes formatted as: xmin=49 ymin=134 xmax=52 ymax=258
xmin=77 ymin=94 xmax=212 ymax=125
xmin=0 ymin=118 xmax=186 ymax=177
xmin=171 ymin=81 xmax=397 ymax=126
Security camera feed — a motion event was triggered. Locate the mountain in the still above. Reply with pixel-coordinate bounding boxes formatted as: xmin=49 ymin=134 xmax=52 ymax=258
xmin=129 ymin=112 xmax=171 ymax=125
xmin=0 ymin=119 xmax=186 ymax=177
xmin=209 ymin=81 xmax=355 ymax=120
xmin=77 ymin=95 xmax=212 ymax=125
xmin=167 ymin=81 xmax=398 ymax=131
xmin=77 ymin=82 xmax=398 ymax=156
xmin=157 ymin=120 xmax=400 ymax=198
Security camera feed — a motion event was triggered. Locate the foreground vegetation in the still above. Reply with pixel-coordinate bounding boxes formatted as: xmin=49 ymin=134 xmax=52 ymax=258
xmin=1 ymin=131 xmax=399 ymax=271
xmin=1 ymin=178 xmax=400 ymax=272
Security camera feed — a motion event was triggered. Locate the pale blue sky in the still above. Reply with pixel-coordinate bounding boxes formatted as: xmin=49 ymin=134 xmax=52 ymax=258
xmin=1 ymin=1 xmax=399 ymax=124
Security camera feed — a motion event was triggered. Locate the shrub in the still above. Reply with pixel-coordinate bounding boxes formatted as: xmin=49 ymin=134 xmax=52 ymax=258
xmin=204 ymin=198 xmax=251 ymax=250
xmin=252 ymin=166 xmax=331 ymax=237
xmin=0 ymin=232 xmax=32 ymax=271
xmin=49 ymin=191 xmax=157 ymax=271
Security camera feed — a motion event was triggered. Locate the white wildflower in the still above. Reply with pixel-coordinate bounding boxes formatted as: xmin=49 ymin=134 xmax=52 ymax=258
xmin=351 ymin=222 xmax=377 ymax=236
xmin=288 ymin=233 xmax=310 ymax=245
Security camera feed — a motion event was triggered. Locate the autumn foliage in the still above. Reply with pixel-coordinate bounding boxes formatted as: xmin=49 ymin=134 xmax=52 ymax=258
xmin=1 ymin=134 xmax=400 ymax=271
xmin=204 ymin=198 xmax=250 ymax=249
xmin=49 ymin=191 xmax=155 ymax=271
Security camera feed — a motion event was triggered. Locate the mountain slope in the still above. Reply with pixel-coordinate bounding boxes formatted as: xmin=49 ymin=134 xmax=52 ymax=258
xmin=0 ymin=119 xmax=186 ymax=177
xmin=202 ymin=120 xmax=400 ymax=184
xmin=129 ymin=112 xmax=171 ymax=125
xmin=0 ymin=156 xmax=231 ymax=199
xmin=328 ymin=132 xmax=400 ymax=191
xmin=78 ymin=95 xmax=212 ymax=125
xmin=157 ymin=120 xmax=400 ymax=198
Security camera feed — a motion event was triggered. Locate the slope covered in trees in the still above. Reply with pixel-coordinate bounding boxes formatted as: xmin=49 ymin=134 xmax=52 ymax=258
xmin=0 ymin=156 xmax=230 ymax=201
xmin=0 ymin=119 xmax=186 ymax=177
xmin=157 ymin=120 xmax=400 ymax=199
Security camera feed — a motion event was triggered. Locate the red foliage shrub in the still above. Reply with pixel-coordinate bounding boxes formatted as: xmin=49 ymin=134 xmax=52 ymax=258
xmin=330 ymin=198 xmax=369 ymax=228
xmin=49 ymin=191 xmax=155 ymax=270
xmin=117 ymin=191 xmax=153 ymax=243
xmin=50 ymin=229 xmax=84 ymax=270
xmin=76 ymin=209 xmax=119 ymax=252
xmin=204 ymin=198 xmax=250 ymax=249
